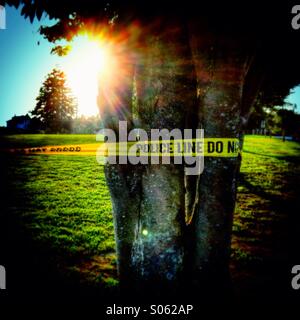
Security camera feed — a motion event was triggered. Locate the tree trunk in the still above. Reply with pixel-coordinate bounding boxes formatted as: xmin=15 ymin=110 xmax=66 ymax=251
xmin=98 ymin=20 xmax=260 ymax=298
xmin=98 ymin=20 xmax=196 ymax=296
xmin=282 ymin=129 xmax=286 ymax=142
xmin=186 ymin=28 xmax=260 ymax=296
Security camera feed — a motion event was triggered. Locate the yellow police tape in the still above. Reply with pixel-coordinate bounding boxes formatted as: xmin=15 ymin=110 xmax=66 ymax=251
xmin=5 ymin=138 xmax=241 ymax=157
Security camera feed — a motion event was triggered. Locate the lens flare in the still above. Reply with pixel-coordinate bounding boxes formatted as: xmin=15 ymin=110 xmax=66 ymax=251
xmin=62 ymin=35 xmax=113 ymax=116
xmin=60 ymin=23 xmax=142 ymax=118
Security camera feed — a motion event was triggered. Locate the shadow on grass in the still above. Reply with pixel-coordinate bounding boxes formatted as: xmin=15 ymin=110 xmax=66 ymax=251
xmin=232 ymin=166 xmax=300 ymax=304
xmin=243 ymin=150 xmax=300 ymax=164
xmin=0 ymin=153 xmax=118 ymax=304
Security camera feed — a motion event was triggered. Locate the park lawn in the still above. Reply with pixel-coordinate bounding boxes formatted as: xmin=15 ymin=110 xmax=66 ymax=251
xmin=2 ymin=134 xmax=300 ymax=291
xmin=232 ymin=136 xmax=300 ymax=295
xmin=0 ymin=133 xmax=100 ymax=149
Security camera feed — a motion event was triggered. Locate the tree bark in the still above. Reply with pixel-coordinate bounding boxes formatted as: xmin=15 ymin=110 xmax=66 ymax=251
xmin=186 ymin=28 xmax=260 ymax=296
xmin=98 ymin=20 xmax=260 ymax=298
xmin=98 ymin=19 xmax=197 ymax=296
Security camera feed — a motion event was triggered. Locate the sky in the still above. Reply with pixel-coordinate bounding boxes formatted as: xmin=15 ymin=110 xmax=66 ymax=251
xmin=0 ymin=5 xmax=300 ymax=127
xmin=0 ymin=5 xmax=102 ymax=127
xmin=0 ymin=6 xmax=63 ymax=126
xmin=286 ymin=87 xmax=300 ymax=110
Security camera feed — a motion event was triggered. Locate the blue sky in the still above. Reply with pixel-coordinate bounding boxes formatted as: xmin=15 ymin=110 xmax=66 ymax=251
xmin=0 ymin=6 xmax=300 ymax=127
xmin=286 ymin=87 xmax=300 ymax=110
xmin=0 ymin=6 xmax=62 ymax=126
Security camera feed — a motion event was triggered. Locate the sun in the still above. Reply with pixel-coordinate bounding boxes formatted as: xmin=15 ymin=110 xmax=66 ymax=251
xmin=61 ymin=35 xmax=112 ymax=117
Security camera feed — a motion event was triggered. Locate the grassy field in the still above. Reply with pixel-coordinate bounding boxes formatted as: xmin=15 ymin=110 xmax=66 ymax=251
xmin=1 ymin=134 xmax=300 ymax=296
xmin=232 ymin=136 xmax=300 ymax=297
xmin=0 ymin=134 xmax=99 ymax=148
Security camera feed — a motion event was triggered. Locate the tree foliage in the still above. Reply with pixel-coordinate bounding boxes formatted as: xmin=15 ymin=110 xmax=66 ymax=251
xmin=3 ymin=1 xmax=300 ymax=110
xmin=72 ymin=115 xmax=103 ymax=134
xmin=31 ymin=68 xmax=76 ymax=133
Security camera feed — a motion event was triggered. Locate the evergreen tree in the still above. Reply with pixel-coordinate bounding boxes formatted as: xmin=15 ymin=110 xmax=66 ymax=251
xmin=32 ymin=68 xmax=76 ymax=133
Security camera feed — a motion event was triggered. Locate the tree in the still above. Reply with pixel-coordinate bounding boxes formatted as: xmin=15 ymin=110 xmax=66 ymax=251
xmin=277 ymin=107 xmax=300 ymax=141
xmin=31 ymin=68 xmax=76 ymax=133
xmin=72 ymin=115 xmax=103 ymax=133
xmin=5 ymin=0 xmax=300 ymax=299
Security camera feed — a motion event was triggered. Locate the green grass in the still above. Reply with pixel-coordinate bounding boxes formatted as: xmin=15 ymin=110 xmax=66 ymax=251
xmin=0 ymin=133 xmax=99 ymax=148
xmin=232 ymin=136 xmax=300 ymax=286
xmin=2 ymin=134 xmax=300 ymax=290
xmin=8 ymin=155 xmax=113 ymax=253
xmin=1 ymin=135 xmax=115 ymax=286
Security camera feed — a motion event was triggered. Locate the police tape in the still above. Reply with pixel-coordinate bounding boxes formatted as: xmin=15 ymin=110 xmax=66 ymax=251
xmin=4 ymin=138 xmax=241 ymax=157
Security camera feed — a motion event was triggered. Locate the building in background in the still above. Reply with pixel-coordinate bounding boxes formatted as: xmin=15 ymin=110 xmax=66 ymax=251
xmin=6 ymin=114 xmax=31 ymax=131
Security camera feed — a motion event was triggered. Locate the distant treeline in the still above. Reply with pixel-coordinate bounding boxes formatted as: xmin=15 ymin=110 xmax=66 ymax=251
xmin=2 ymin=114 xmax=103 ymax=134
